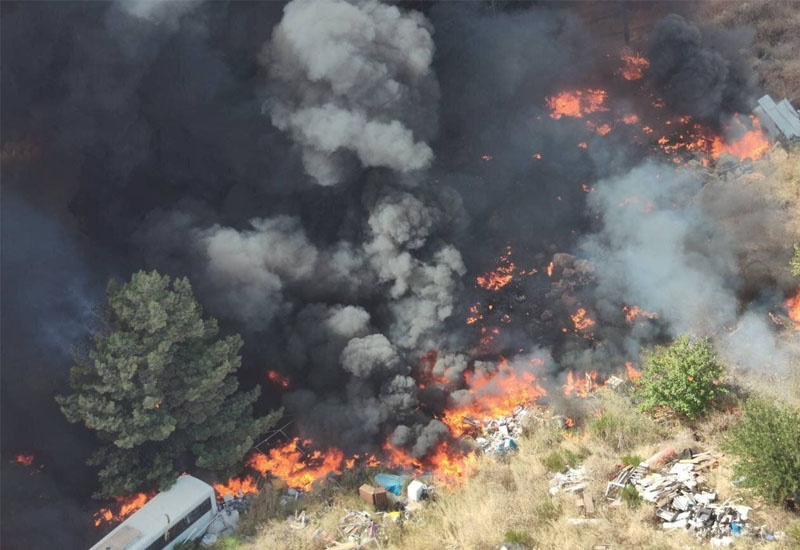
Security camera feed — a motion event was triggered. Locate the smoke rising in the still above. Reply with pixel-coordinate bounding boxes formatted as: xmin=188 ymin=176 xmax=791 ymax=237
xmin=264 ymin=0 xmax=437 ymax=185
xmin=647 ymin=14 xmax=759 ymax=126
xmin=3 ymin=2 xmax=796 ymax=548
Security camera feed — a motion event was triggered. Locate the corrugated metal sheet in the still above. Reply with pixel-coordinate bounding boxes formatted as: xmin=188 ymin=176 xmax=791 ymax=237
xmin=753 ymin=95 xmax=800 ymax=141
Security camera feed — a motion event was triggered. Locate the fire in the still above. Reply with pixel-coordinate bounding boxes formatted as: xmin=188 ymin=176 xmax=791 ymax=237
xmin=248 ymin=438 xmax=344 ymax=491
xmin=481 ymin=154 xmax=493 ymax=161
xmin=382 ymin=442 xmax=423 ymax=472
xmin=532 ymin=153 xmax=542 ymax=160
xmin=546 ymin=88 xmax=608 ymax=119
xmin=710 ymin=115 xmax=770 ymax=161
xmin=563 ymin=370 xmax=601 ymax=398
xmin=625 ymin=362 xmax=641 ymax=382
xmin=476 ymin=247 xmax=515 ymax=290
xmin=14 ymin=454 xmax=34 ymax=467
xmin=441 ymin=359 xmax=546 ymax=437
xmin=622 ymin=305 xmax=658 ymax=323
xmin=619 ymin=53 xmax=650 ymax=80
xmin=564 ymin=417 xmax=575 ymax=428
xmin=593 ymin=123 xmax=612 ymax=136
xmin=622 ymin=113 xmax=639 ymax=124
xmin=466 ymin=304 xmax=483 ymax=325
xmin=578 ymin=142 xmax=588 ymax=149
xmin=267 ymin=370 xmax=290 ymax=388
xmin=213 ymin=475 xmax=259 ymax=499
xmin=94 ymin=493 xmax=151 ymax=527
xmin=570 ymin=308 xmax=595 ymax=331
xmin=546 ymin=261 xmax=554 ymax=277
xmin=427 ymin=441 xmax=478 ymax=486
xmin=785 ymin=289 xmax=800 ymax=330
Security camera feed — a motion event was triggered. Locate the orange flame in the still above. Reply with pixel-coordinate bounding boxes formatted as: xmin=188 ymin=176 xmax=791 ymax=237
xmin=563 ymin=370 xmax=601 ymax=398
xmin=622 ymin=305 xmax=658 ymax=323
xmin=93 ymin=493 xmax=151 ymax=527
xmin=625 ymin=361 xmax=641 ymax=381
xmin=476 ymin=247 xmax=515 ymax=290
xmin=441 ymin=358 xmax=546 ymax=437
xmin=427 ymin=441 xmax=478 ymax=486
xmin=711 ymin=115 xmax=770 ymax=161
xmin=619 ymin=53 xmax=650 ymax=80
xmin=267 ymin=370 xmax=290 ymax=388
xmin=571 ymin=308 xmax=595 ymax=331
xmin=213 ymin=475 xmax=259 ymax=499
xmin=546 ymin=261 xmax=554 ymax=277
xmin=546 ymin=89 xmax=608 ymax=120
xmin=785 ymin=289 xmax=800 ymax=330
xmin=248 ymin=438 xmax=344 ymax=491
xmin=14 ymin=454 xmax=34 ymax=467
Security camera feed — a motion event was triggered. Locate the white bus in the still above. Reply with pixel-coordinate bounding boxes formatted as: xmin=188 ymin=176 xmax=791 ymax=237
xmin=89 ymin=475 xmax=218 ymax=550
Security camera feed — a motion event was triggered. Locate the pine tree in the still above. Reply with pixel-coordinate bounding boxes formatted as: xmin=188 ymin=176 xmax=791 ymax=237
xmin=57 ymin=270 xmax=280 ymax=498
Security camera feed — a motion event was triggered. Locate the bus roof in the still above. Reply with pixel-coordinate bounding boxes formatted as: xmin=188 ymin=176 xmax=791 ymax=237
xmin=90 ymin=475 xmax=215 ymax=550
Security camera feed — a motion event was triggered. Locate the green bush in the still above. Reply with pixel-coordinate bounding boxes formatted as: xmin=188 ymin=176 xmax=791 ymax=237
xmin=723 ymin=397 xmax=800 ymax=503
xmin=503 ymin=529 xmax=536 ymax=547
xmin=636 ymin=336 xmax=727 ymax=420
xmin=587 ymin=392 xmax=661 ymax=451
xmin=174 ymin=542 xmax=197 ymax=550
xmin=542 ymin=448 xmax=581 ymax=472
xmin=620 ymin=455 xmax=642 ymax=467
xmin=620 ymin=484 xmax=641 ymax=508
xmin=787 ymin=523 xmax=800 ymax=546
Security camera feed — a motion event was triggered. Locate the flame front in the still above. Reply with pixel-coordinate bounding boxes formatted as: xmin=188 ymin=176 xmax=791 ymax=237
xmin=476 ymin=247 xmax=516 ymax=290
xmin=441 ymin=358 xmax=547 ymax=437
xmin=619 ymin=53 xmax=650 ymax=80
xmin=571 ymin=308 xmax=595 ymax=331
xmin=546 ymin=89 xmax=608 ymax=120
xmin=248 ymin=438 xmax=344 ymax=491
xmin=213 ymin=475 xmax=259 ymax=499
xmin=785 ymin=289 xmax=800 ymax=330
xmin=622 ymin=305 xmax=658 ymax=323
xmin=267 ymin=369 xmax=290 ymax=388
xmin=625 ymin=361 xmax=641 ymax=381
xmin=563 ymin=370 xmax=601 ymax=397
xmin=14 ymin=454 xmax=34 ymax=467
xmin=93 ymin=493 xmax=151 ymax=527
xmin=711 ymin=115 xmax=770 ymax=161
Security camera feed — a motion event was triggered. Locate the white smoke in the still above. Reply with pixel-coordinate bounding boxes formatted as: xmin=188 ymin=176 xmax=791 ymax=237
xmin=581 ymin=161 xmax=793 ymax=373
xmin=263 ymin=0 xmax=437 ymax=185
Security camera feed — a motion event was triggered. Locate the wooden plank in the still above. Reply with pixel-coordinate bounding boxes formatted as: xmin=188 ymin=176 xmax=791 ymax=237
xmin=583 ymin=492 xmax=596 ymax=516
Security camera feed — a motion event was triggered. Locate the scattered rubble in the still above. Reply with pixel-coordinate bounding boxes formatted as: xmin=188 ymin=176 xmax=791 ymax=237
xmin=604 ymin=448 xmax=777 ymax=542
xmin=549 ymin=465 xmax=589 ymax=496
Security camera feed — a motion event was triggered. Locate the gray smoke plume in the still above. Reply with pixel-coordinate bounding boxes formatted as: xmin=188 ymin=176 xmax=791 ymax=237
xmin=647 ymin=14 xmax=759 ymax=126
xmin=580 ymin=161 xmax=793 ymax=373
xmin=263 ymin=0 xmax=438 ymax=185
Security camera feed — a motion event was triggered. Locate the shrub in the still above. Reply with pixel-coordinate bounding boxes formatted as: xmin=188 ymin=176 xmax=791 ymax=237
xmin=788 ymin=523 xmax=800 ymax=546
xmin=542 ymin=449 xmax=581 ymax=472
xmin=723 ymin=397 xmax=800 ymax=503
xmin=503 ymin=529 xmax=536 ymax=547
xmin=621 ymin=455 xmax=642 ymax=467
xmin=637 ymin=336 xmax=727 ymax=420
xmin=620 ymin=484 xmax=641 ymax=508
xmin=174 ymin=542 xmax=197 ymax=550
xmin=587 ymin=392 xmax=662 ymax=451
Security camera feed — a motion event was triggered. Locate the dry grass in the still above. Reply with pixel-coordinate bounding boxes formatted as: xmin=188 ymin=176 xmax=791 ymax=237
xmin=702 ymin=0 xmax=800 ymax=99
xmin=242 ymin=387 xmax=798 ymax=550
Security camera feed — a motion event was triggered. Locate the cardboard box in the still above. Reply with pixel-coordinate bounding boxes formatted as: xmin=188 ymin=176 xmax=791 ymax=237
xmin=359 ymin=484 xmax=388 ymax=508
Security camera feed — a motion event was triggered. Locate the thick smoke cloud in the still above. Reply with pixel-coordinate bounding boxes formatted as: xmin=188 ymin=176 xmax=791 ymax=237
xmin=580 ymin=161 xmax=793 ymax=373
xmin=264 ymin=0 xmax=437 ymax=185
xmin=648 ymin=14 xmax=759 ymax=125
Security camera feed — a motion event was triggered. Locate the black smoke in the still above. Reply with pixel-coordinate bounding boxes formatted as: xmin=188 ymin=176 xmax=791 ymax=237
xmin=647 ymin=13 xmax=759 ymax=126
xmin=2 ymin=3 xmax=791 ymax=549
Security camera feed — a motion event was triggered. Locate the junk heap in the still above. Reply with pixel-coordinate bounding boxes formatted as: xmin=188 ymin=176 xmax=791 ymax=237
xmin=605 ymin=448 xmax=761 ymax=545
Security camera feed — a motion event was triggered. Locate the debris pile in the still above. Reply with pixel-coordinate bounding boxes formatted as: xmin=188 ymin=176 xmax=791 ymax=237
xmin=606 ymin=449 xmax=760 ymax=543
xmin=473 ymin=404 xmax=530 ymax=457
xmin=549 ymin=465 xmax=589 ymax=496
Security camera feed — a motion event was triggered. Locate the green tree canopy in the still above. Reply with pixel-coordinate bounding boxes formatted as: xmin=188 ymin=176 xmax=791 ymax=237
xmin=791 ymin=243 xmax=800 ymax=277
xmin=723 ymin=397 xmax=800 ymax=504
xmin=57 ymin=270 xmax=280 ymax=498
xmin=636 ymin=336 xmax=727 ymax=420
